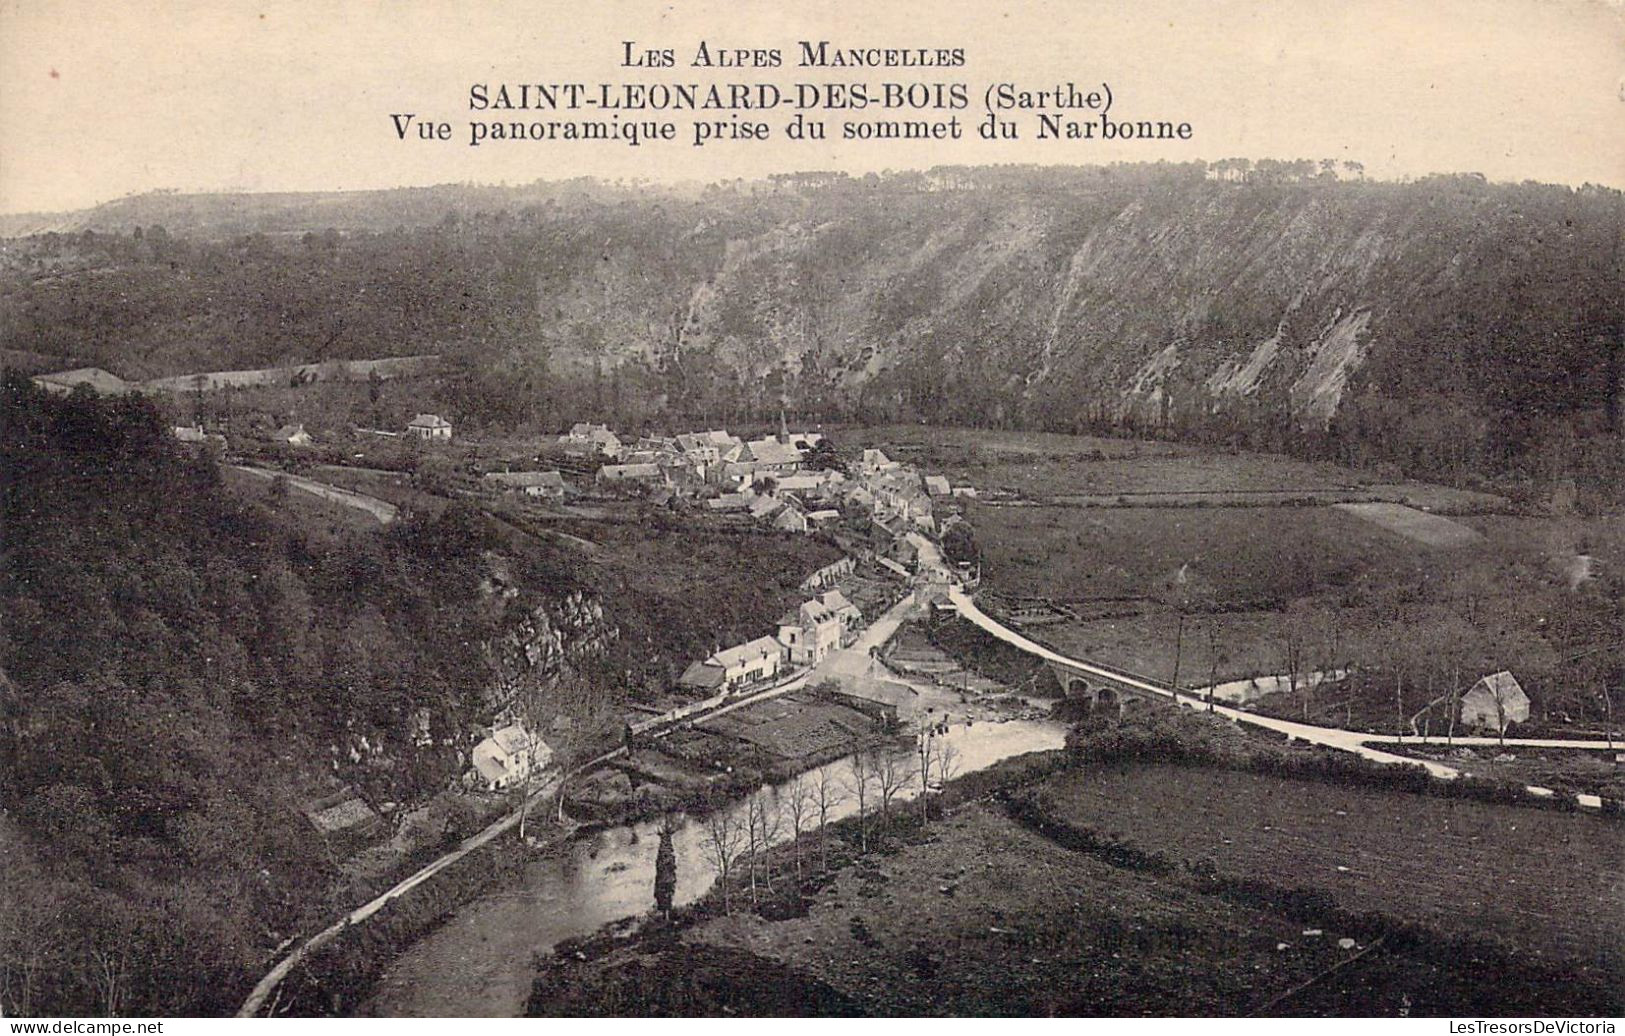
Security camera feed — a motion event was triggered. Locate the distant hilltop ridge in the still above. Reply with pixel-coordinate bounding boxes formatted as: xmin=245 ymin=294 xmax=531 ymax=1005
xmin=29 ymin=356 xmax=440 ymax=396
xmin=1 ymin=164 xmax=1618 ymax=482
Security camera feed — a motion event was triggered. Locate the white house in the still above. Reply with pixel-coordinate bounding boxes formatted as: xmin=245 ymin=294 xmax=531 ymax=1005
xmin=777 ymin=598 xmax=843 ymax=666
xmin=859 ymin=448 xmax=899 ymax=474
xmin=407 ymin=413 xmax=453 ymax=441
xmin=471 ymin=723 xmax=553 ymax=791
xmin=1460 ymin=671 xmax=1530 ymax=733
xmin=707 ymin=636 xmax=788 ymax=689
xmin=816 ymin=588 xmax=862 ymax=633
xmin=561 ymin=423 xmax=622 ymax=459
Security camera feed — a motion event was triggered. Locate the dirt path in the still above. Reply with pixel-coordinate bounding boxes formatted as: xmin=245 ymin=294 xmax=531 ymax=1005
xmin=229 ymin=465 xmax=399 ymax=524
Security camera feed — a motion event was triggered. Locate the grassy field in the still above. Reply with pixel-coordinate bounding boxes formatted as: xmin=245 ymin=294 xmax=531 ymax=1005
xmin=895 ymin=420 xmax=1612 ymax=731
xmin=838 ymin=425 xmax=1507 ymax=512
xmin=969 ymin=503 xmax=1452 ymax=609
xmin=1039 ymin=763 xmax=1624 ymax=975
xmin=532 ymin=769 xmax=1621 ymax=1016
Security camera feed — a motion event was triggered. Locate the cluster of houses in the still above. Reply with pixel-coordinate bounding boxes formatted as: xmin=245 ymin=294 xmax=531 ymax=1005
xmin=676 ymin=588 xmax=864 ymax=694
xmin=170 ymin=412 xmax=456 ymax=451
xmin=545 ymin=422 xmax=971 ymax=558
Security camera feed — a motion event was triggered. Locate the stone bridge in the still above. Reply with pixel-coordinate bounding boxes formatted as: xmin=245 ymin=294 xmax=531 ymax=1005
xmin=1046 ymin=658 xmax=1164 ymax=714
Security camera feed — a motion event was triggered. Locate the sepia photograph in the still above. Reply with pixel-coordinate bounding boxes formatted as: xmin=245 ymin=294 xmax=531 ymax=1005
xmin=1 ymin=0 xmax=1622 ymax=1023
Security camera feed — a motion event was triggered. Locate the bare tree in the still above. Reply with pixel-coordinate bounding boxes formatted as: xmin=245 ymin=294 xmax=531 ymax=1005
xmin=875 ymin=749 xmax=910 ymax=835
xmin=783 ymin=776 xmax=815 ymax=880
xmin=847 ymin=752 xmax=874 ymax=853
xmin=933 ymin=740 xmax=960 ymax=792
xmin=813 ymin=764 xmax=845 ymax=869
xmin=1394 ymin=660 xmax=1407 ymax=743
xmin=1603 ymin=677 xmax=1616 ymax=750
xmin=90 ymin=945 xmax=126 ymax=1017
xmin=0 ymin=859 xmax=56 ymax=1017
xmin=539 ymin=670 xmax=622 ymax=827
xmin=700 ymin=799 xmax=746 ymax=915
xmin=915 ymin=730 xmax=937 ymax=822
xmin=749 ymin=792 xmax=784 ymax=896
xmin=1278 ymin=605 xmax=1310 ymax=721
xmin=1205 ymin=617 xmax=1222 ymax=713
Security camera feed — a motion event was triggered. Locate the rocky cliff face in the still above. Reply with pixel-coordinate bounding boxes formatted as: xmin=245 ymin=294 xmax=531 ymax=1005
xmin=479 ymin=590 xmax=618 ymax=713
xmin=526 ymin=178 xmax=1618 ymax=439
xmin=4 ymin=169 xmax=1618 ymax=449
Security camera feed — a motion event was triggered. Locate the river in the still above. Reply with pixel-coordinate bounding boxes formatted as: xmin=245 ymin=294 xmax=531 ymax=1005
xmin=367 ymin=716 xmax=1065 ymax=1016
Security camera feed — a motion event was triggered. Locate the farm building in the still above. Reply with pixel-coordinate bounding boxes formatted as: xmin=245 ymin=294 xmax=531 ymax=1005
xmin=924 ymin=475 xmax=951 ymax=496
xmin=407 ymin=413 xmax=453 ymax=441
xmin=774 ymin=501 xmax=810 ymax=533
xmin=301 ymin=784 xmax=386 ymax=852
xmin=485 ymin=470 xmax=566 ymax=498
xmin=172 ymin=424 xmax=208 ymax=443
xmin=470 ymin=723 xmax=552 ymax=791
xmin=749 ymin=495 xmax=785 ymax=520
xmin=1460 ymin=671 xmax=1530 ymax=733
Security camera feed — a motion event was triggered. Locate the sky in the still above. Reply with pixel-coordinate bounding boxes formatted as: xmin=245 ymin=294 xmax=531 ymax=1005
xmin=1 ymin=0 xmax=1621 ymax=214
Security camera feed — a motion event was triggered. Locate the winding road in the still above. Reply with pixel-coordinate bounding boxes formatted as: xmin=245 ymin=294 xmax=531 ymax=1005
xmin=946 ymin=585 xmax=1611 ymax=809
xmin=238 ymin=574 xmax=925 ymax=1016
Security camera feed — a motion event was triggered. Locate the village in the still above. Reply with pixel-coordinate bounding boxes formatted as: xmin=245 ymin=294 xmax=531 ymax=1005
xmin=28 ymin=362 xmax=1579 ymax=838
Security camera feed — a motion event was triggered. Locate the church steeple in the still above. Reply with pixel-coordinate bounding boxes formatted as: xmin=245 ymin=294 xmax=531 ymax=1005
xmin=778 ymin=407 xmax=790 ymax=444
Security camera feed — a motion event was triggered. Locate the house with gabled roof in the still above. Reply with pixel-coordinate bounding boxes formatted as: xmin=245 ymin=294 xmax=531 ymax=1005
xmin=816 ymin=588 xmax=862 ymax=632
xmin=407 ymin=413 xmax=452 ymax=441
xmin=774 ymin=500 xmax=810 ymax=533
xmin=706 ymin=636 xmax=788 ymax=689
xmin=741 ymin=437 xmax=804 ymax=474
xmin=859 ymin=448 xmax=899 ymax=474
xmin=777 ymin=598 xmax=843 ymax=665
xmin=749 ymin=495 xmax=785 ymax=520
xmin=470 ymin=723 xmax=552 ymax=791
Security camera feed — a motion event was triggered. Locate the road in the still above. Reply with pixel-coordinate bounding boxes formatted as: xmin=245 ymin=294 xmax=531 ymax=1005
xmin=947 ymin=587 xmax=1610 ymax=810
xmin=229 ymin=465 xmax=400 ymax=524
xmin=239 ymin=572 xmax=922 ymax=1016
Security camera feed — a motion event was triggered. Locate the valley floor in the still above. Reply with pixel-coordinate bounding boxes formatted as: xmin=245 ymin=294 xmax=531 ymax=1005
xmin=530 ymin=748 xmax=1624 ymax=1017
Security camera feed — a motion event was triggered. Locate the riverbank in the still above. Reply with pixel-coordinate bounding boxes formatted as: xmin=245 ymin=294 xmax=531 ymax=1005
xmin=365 ymin=715 xmax=1067 ymax=1016
xmin=525 ymin=709 xmax=1623 ymax=1017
